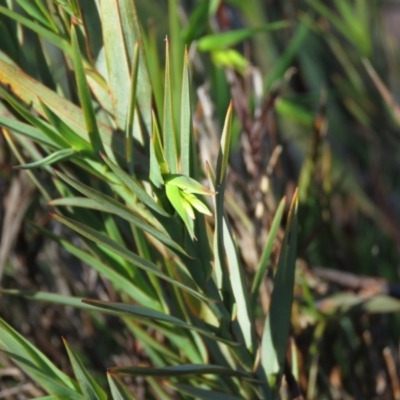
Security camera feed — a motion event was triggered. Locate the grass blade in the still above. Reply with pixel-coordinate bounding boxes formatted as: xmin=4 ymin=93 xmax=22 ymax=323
xmin=14 ymin=148 xmax=76 ymax=169
xmin=0 ymin=85 xmax=68 ymax=148
xmin=180 ymin=47 xmax=192 ymax=176
xmin=0 ymin=317 xmax=79 ymax=392
xmin=71 ymin=24 xmax=104 ymax=156
xmin=109 ymin=363 xmax=257 ymax=381
xmin=54 ymin=170 xmax=185 ymax=254
xmin=172 ymin=383 xmax=242 ymax=400
xmin=118 ymin=0 xmax=152 ymax=133
xmin=107 ymin=373 xmax=137 ymax=400
xmin=99 ymin=0 xmax=131 ymax=129
xmin=251 ymin=197 xmax=286 ymax=308
xmin=0 ymin=350 xmax=84 ymax=400
xmin=0 ymin=59 xmax=124 ymax=160
xmin=125 ymin=42 xmax=140 ymax=164
xmin=222 ymin=217 xmax=255 ymax=353
xmin=63 ymin=339 xmax=107 ymax=400
xmin=183 ymin=0 xmax=210 ymax=45
xmin=261 ymin=190 xmax=298 ymax=389
xmin=197 ymin=22 xmax=290 ymax=51
xmin=51 ymin=213 xmax=212 ymax=305
xmin=216 ymin=103 xmax=233 ymax=185
xmin=100 ymin=153 xmax=169 ymax=217
xmin=30 ymin=222 xmax=162 ymax=309
xmin=163 ymin=38 xmax=178 ymax=173
xmin=0 ymin=6 xmax=70 ymax=55
xmin=83 ymin=300 xmax=239 ymax=346
xmin=39 ymin=99 xmax=91 ymax=151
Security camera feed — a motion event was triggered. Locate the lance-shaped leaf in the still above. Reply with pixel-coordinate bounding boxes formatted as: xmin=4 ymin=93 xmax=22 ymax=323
xmin=180 ymin=47 xmax=192 ymax=176
xmin=31 ymin=221 xmax=162 ymax=310
xmin=261 ymin=190 xmax=298 ymax=389
xmin=39 ymin=99 xmax=91 ymax=152
xmin=216 ymin=103 xmax=233 ymax=185
xmin=251 ymin=197 xmax=286 ymax=308
xmin=99 ymin=0 xmax=131 ymax=129
xmin=0 ymin=289 xmax=117 ymax=312
xmin=0 ymin=59 xmax=128 ymax=161
xmin=15 ymin=148 xmax=76 ymax=169
xmin=53 ymin=170 xmax=184 ymax=254
xmin=171 ymin=383 xmax=242 ymax=400
xmin=163 ymin=37 xmax=178 ymax=173
xmin=164 ymin=174 xmax=215 ymax=195
xmin=166 ymin=183 xmax=195 ymax=239
xmin=197 ymin=22 xmax=290 ymax=51
xmin=117 ymin=0 xmax=152 ymax=133
xmin=222 ymin=217 xmax=256 ymax=354
xmin=83 ymin=300 xmax=239 ymax=346
xmin=0 ymin=6 xmax=71 ymax=55
xmin=180 ymin=191 xmax=212 ymax=216
xmin=71 ymin=24 xmax=104 ymax=155
xmin=0 ymin=317 xmax=80 ymax=395
xmin=150 ymin=111 xmax=168 ymax=187
xmin=63 ymin=339 xmax=107 ymax=400
xmin=0 ymin=350 xmax=84 ymax=400
xmin=100 ymin=153 xmax=169 ymax=216
xmin=109 ymin=363 xmax=257 ymax=381
xmin=107 ymin=373 xmax=136 ymax=400
xmin=11 ymin=0 xmax=59 ymax=32
xmin=183 ymin=0 xmax=210 ymax=45
xmin=51 ymin=213 xmax=212 ymax=304
xmin=125 ymin=41 xmax=140 ymax=164
xmin=0 ymin=85 xmax=68 ymax=149
xmin=0 ymin=116 xmax=57 ymax=148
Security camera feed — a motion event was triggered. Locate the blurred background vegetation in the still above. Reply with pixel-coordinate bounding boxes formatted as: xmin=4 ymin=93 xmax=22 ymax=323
xmin=1 ymin=0 xmax=400 ymax=399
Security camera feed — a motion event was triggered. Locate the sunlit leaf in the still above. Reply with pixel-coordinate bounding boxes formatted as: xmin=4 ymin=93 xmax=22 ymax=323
xmin=99 ymin=0 xmax=131 ymax=128
xmin=180 ymin=47 xmax=192 ymax=176
xmin=166 ymin=183 xmax=195 ymax=239
xmin=125 ymin=41 xmax=140 ymax=164
xmin=251 ymin=197 xmax=286 ymax=308
xmin=163 ymin=37 xmax=178 ymax=173
xmin=71 ymin=24 xmax=104 ymax=155
xmin=164 ymin=174 xmax=215 ymax=195
xmin=100 ymin=153 xmax=169 ymax=216
xmin=261 ymin=190 xmax=298 ymax=388
xmin=54 ymin=170 xmax=185 ymax=254
xmin=180 ymin=191 xmax=212 ymax=216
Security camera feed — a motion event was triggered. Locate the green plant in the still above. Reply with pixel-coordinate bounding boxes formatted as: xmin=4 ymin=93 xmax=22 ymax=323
xmin=0 ymin=0 xmax=298 ymax=398
xmin=2 ymin=1 xmax=400 ymax=399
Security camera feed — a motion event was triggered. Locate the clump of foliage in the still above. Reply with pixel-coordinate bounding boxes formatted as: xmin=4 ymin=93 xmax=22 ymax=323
xmin=0 ymin=0 xmax=400 ymax=399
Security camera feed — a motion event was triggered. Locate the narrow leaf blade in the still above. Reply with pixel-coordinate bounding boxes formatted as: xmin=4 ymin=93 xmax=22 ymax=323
xmin=63 ymin=339 xmax=107 ymax=400
xmin=71 ymin=25 xmax=104 ymax=155
xmin=261 ymin=190 xmax=299 ymax=388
